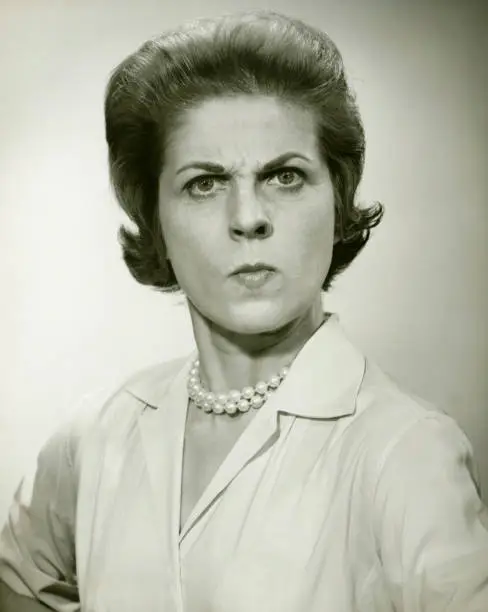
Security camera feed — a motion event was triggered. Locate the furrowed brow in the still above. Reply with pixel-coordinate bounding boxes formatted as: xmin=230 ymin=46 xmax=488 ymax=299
xmin=175 ymin=152 xmax=312 ymax=177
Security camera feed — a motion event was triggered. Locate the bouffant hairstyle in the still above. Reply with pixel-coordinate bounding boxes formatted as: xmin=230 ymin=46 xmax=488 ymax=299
xmin=104 ymin=11 xmax=383 ymax=293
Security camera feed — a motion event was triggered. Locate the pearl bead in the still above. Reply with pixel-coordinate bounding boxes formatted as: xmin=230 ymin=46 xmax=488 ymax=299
xmin=280 ymin=366 xmax=290 ymax=378
xmin=238 ymin=399 xmax=250 ymax=412
xmin=216 ymin=393 xmax=227 ymax=404
xmin=269 ymin=375 xmax=281 ymax=388
xmin=251 ymin=395 xmax=264 ymax=409
xmin=224 ymin=401 xmax=238 ymax=415
xmin=242 ymin=386 xmax=254 ymax=400
xmin=196 ymin=390 xmax=206 ymax=402
xmin=229 ymin=390 xmax=241 ymax=402
xmin=213 ymin=403 xmax=225 ymax=415
xmin=206 ymin=392 xmax=216 ymax=403
xmin=202 ymin=401 xmax=213 ymax=413
xmin=188 ymin=376 xmax=198 ymax=386
xmin=256 ymin=382 xmax=268 ymax=395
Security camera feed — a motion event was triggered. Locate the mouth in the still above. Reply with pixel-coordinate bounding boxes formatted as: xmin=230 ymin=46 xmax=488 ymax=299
xmin=231 ymin=262 xmax=277 ymax=275
xmin=230 ymin=263 xmax=277 ymax=290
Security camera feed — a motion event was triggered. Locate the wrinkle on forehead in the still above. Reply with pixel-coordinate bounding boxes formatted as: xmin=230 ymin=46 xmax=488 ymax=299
xmin=164 ymin=95 xmax=320 ymax=173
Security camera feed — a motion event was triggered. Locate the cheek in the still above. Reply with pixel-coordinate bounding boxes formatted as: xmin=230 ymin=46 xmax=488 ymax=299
xmin=290 ymin=206 xmax=335 ymax=255
xmin=283 ymin=208 xmax=335 ymax=285
xmin=159 ymin=205 xmax=190 ymax=259
xmin=162 ymin=218 xmax=218 ymax=286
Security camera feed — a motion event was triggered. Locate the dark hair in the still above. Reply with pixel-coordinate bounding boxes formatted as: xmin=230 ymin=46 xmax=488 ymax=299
xmin=105 ymin=10 xmax=384 ymax=293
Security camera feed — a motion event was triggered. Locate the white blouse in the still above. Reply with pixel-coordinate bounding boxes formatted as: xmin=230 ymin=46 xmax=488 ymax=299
xmin=1 ymin=314 xmax=487 ymax=611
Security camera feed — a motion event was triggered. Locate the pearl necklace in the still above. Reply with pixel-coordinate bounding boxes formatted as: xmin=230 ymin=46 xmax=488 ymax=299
xmin=187 ymin=358 xmax=290 ymax=415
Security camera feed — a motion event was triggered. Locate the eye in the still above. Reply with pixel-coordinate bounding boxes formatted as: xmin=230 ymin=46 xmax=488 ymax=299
xmin=267 ymin=168 xmax=305 ymax=189
xmin=184 ymin=175 xmax=223 ymax=198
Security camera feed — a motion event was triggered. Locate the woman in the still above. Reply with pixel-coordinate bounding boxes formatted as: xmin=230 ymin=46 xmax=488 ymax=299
xmin=1 ymin=10 xmax=487 ymax=612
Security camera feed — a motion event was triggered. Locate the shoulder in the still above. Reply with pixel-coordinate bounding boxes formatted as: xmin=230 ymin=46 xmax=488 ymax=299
xmin=351 ymin=360 xmax=486 ymax=530
xmin=352 ymin=359 xmax=466 ymax=449
xmin=340 ymin=359 xmax=487 ymax=540
xmin=345 ymin=359 xmax=478 ymax=493
xmin=43 ymin=355 xmax=191 ymax=471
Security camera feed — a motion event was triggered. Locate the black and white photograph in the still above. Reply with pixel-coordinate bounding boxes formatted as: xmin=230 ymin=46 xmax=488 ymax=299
xmin=0 ymin=1 xmax=487 ymax=610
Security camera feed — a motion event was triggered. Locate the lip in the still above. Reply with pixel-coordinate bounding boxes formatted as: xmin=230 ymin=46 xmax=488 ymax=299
xmin=232 ymin=268 xmax=276 ymax=290
xmin=231 ymin=262 xmax=277 ymax=275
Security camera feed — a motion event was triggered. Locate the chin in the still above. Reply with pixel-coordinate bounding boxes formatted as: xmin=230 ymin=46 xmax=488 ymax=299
xmin=224 ymin=300 xmax=293 ymax=335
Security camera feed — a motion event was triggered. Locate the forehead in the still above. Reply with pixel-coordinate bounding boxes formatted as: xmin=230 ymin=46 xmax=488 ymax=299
xmin=165 ymin=95 xmax=319 ymax=166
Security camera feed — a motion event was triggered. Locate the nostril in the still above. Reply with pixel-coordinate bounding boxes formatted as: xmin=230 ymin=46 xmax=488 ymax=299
xmin=230 ymin=220 xmax=273 ymax=239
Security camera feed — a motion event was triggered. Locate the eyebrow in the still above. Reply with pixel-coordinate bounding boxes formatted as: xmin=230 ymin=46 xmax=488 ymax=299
xmin=175 ymin=152 xmax=312 ymax=176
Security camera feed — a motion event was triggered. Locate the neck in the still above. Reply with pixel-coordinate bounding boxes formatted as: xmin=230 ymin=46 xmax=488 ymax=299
xmin=187 ymin=297 xmax=327 ymax=393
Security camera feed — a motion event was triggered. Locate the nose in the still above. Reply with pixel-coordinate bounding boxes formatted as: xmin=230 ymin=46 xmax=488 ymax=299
xmin=228 ymin=184 xmax=273 ymax=241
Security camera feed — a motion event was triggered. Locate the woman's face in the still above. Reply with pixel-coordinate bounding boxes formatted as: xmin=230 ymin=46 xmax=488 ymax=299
xmin=158 ymin=95 xmax=336 ymax=334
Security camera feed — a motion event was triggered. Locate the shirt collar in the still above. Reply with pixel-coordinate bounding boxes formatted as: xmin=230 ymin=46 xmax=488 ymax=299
xmin=124 ymin=313 xmax=365 ymax=420
xmin=271 ymin=313 xmax=366 ymax=419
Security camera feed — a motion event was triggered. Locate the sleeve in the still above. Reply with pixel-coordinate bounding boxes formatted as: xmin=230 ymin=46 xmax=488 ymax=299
xmin=0 ymin=417 xmax=82 ymax=611
xmin=373 ymin=412 xmax=488 ymax=611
